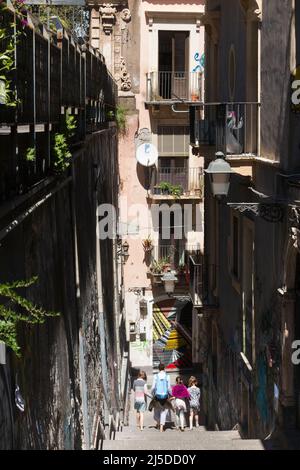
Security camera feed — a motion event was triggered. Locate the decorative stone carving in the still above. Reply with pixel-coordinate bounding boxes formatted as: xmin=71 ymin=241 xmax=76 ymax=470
xmin=240 ymin=0 xmax=262 ymax=22
xmin=99 ymin=3 xmax=117 ymax=35
xmin=121 ymin=8 xmax=131 ymax=22
xmin=201 ymin=11 xmax=220 ymax=45
xmin=119 ymin=56 xmax=132 ymax=91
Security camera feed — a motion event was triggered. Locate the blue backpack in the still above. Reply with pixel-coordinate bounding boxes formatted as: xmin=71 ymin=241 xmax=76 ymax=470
xmin=154 ymin=374 xmax=169 ymax=399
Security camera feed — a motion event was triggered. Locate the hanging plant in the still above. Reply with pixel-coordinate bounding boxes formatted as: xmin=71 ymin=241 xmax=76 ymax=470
xmin=142 ymin=236 xmax=153 ymax=252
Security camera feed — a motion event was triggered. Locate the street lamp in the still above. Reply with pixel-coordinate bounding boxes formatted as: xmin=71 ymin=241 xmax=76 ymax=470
xmin=161 ymin=269 xmax=178 ymax=295
xmin=205 ymin=151 xmax=235 ymax=197
xmin=205 ymin=152 xmax=285 ymax=223
xmin=117 ymin=240 xmax=130 ymax=263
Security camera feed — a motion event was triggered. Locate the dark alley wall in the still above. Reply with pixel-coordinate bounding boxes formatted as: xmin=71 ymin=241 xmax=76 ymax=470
xmin=0 ymin=127 xmax=120 ymax=449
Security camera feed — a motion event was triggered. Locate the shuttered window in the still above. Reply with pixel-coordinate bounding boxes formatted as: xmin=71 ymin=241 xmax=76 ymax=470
xmin=158 ymin=126 xmax=190 ymax=156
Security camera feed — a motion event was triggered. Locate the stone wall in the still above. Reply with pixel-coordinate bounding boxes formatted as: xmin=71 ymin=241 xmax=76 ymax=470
xmin=0 ymin=127 xmax=123 ymax=449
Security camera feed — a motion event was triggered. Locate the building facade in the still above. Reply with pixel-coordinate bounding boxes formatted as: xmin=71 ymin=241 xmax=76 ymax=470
xmin=199 ymin=0 xmax=300 ymax=438
xmin=89 ymin=0 xmax=206 ymax=369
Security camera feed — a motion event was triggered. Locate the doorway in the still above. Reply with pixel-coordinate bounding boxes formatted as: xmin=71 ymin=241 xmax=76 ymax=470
xmin=158 ymin=31 xmax=189 ymax=99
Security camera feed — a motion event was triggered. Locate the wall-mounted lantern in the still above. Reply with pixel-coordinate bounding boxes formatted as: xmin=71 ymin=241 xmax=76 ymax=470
xmin=117 ymin=240 xmax=130 ymax=263
xmin=161 ymin=269 xmax=178 ymax=295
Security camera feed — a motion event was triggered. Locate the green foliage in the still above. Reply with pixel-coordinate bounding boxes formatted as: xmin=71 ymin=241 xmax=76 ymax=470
xmin=65 ymin=112 xmax=77 ymax=139
xmin=115 ymin=105 xmax=127 ymax=136
xmin=158 ymin=181 xmax=183 ymax=199
xmin=25 ymin=146 xmax=36 ymax=162
xmin=53 ymin=112 xmax=77 ymax=173
xmin=0 ymin=1 xmax=28 ymax=107
xmin=53 ymin=133 xmax=72 ymax=172
xmin=0 ymin=21 xmax=16 ymax=107
xmin=0 ymin=276 xmax=60 ymax=357
xmin=151 ymin=257 xmax=170 ymax=274
xmin=106 ymin=106 xmax=127 ymax=136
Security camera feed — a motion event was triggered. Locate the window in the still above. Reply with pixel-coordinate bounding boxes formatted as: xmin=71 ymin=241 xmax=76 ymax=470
xmin=158 ymin=126 xmax=190 ymax=156
xmin=158 ymin=31 xmax=189 ymax=99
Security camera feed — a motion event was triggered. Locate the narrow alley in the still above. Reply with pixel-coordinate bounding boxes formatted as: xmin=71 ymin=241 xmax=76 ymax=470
xmin=1 ymin=0 xmax=300 ymax=454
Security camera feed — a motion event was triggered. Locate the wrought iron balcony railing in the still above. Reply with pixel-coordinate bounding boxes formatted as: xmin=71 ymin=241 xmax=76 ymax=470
xmin=150 ymin=167 xmax=204 ymax=198
xmin=190 ymin=102 xmax=260 ymax=156
xmin=146 ymin=71 xmax=203 ymax=103
xmin=151 ymin=243 xmax=201 ymax=269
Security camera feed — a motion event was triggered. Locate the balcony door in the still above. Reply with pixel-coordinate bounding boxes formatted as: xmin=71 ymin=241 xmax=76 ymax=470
xmin=158 ymin=31 xmax=189 ymax=99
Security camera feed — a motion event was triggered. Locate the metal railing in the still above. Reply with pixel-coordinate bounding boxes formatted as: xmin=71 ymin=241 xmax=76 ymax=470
xmin=190 ymin=102 xmax=260 ymax=156
xmin=146 ymin=71 xmax=203 ymax=102
xmin=150 ymin=167 xmax=204 ymax=198
xmin=152 ymin=243 xmax=202 ymax=269
xmin=0 ymin=9 xmax=117 ymax=204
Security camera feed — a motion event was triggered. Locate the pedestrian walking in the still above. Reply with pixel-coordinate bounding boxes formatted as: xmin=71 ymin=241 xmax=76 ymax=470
xmin=133 ymin=370 xmax=150 ymax=431
xmin=171 ymin=376 xmax=190 ymax=432
xmin=187 ymin=376 xmax=201 ymax=430
xmin=151 ymin=363 xmax=172 ymax=432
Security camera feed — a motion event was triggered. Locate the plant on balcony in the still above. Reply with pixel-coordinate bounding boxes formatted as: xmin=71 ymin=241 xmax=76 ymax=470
xmin=157 ymin=182 xmax=183 ymax=199
xmin=151 ymin=257 xmax=170 ymax=275
xmin=142 ymin=236 xmax=153 ymax=252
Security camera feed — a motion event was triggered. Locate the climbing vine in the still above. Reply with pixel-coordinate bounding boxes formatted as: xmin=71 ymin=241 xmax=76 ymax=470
xmin=0 ymin=276 xmax=60 ymax=357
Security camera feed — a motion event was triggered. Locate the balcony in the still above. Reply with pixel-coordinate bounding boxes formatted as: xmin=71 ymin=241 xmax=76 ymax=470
xmin=149 ymin=167 xmax=204 ymax=200
xmin=148 ymin=243 xmax=202 ymax=288
xmin=190 ymin=102 xmax=260 ymax=156
xmin=146 ymin=71 xmax=203 ymax=104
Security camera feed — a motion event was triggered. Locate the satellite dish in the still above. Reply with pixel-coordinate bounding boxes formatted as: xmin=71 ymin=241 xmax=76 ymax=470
xmin=136 ymin=143 xmax=158 ymax=167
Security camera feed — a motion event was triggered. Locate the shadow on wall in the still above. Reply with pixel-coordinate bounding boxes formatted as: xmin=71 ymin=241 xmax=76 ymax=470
xmin=136 ymin=163 xmax=151 ymax=190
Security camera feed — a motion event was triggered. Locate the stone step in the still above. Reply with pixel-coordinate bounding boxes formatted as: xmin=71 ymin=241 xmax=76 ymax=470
xmin=103 ymin=438 xmax=264 ymax=451
xmin=114 ymin=428 xmax=241 ymax=441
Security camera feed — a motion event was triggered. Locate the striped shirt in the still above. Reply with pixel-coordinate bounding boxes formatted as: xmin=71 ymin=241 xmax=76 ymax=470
xmin=133 ymin=378 xmax=147 ymax=403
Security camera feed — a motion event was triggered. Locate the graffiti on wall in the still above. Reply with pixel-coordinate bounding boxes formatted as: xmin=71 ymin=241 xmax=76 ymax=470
xmin=152 ymin=298 xmax=193 ymax=370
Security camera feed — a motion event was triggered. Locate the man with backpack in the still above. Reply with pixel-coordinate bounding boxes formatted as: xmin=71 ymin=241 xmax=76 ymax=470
xmin=151 ymin=363 xmax=173 ymax=432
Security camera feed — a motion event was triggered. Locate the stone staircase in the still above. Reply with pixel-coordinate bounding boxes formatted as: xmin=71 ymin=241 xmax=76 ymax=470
xmin=103 ymin=371 xmax=265 ymax=451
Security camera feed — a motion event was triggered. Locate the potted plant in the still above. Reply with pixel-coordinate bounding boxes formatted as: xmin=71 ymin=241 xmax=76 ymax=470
xmin=161 ymin=256 xmax=172 ymax=272
xmin=158 ymin=181 xmax=172 ymax=195
xmin=142 ymin=236 xmax=153 ymax=252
